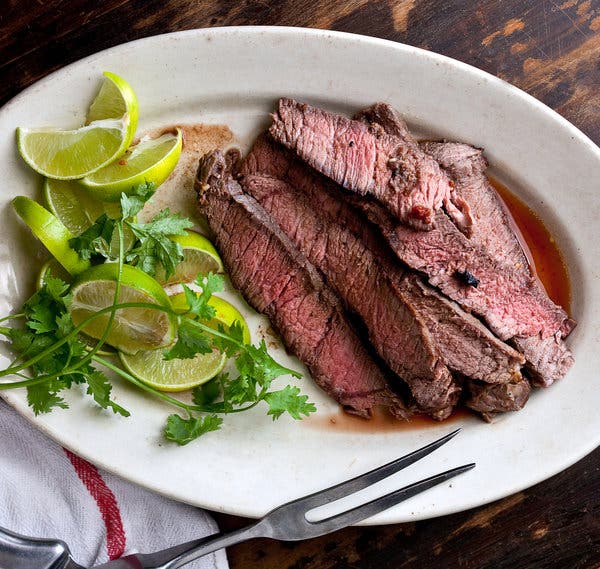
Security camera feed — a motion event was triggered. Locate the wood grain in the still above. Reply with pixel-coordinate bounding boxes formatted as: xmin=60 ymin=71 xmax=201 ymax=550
xmin=1 ymin=1 xmax=599 ymax=568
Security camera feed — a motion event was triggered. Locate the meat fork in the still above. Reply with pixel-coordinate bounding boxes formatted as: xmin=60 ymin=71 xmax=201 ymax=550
xmin=0 ymin=429 xmax=474 ymax=569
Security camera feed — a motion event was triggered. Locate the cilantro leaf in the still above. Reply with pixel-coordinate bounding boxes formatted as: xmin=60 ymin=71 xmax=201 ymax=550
xmin=192 ymin=378 xmax=222 ymax=407
xmin=163 ymin=318 xmax=213 ymax=360
xmin=164 ymin=413 xmax=223 ymax=445
xmin=235 ymin=340 xmax=301 ymax=389
xmin=26 ymin=303 xmax=56 ymax=334
xmin=125 ymin=209 xmax=193 ymax=278
xmin=180 ymin=273 xmax=224 ymax=322
xmin=221 ymin=373 xmax=256 ymax=406
xmin=55 ymin=313 xmax=75 ymax=338
xmin=85 ymin=370 xmax=130 ymax=417
xmin=180 ymin=285 xmax=212 ymax=321
xmin=264 ymin=386 xmax=317 ymax=420
xmin=120 ymin=182 xmax=156 ymax=218
xmin=27 ymin=383 xmax=68 ymax=414
xmin=7 ymin=328 xmax=55 ymax=358
xmin=44 ymin=277 xmax=71 ymax=304
xmin=69 ymin=214 xmax=116 ymax=260
xmin=195 ymin=272 xmax=225 ymax=295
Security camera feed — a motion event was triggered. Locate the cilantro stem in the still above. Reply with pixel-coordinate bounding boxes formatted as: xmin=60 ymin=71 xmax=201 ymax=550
xmin=0 ymin=313 xmax=24 ymax=324
xmin=93 ymin=355 xmax=268 ymax=415
xmin=85 ymin=221 xmax=125 ymax=358
xmin=183 ymin=316 xmax=245 ymax=347
xmin=92 ymin=354 xmax=200 ymax=412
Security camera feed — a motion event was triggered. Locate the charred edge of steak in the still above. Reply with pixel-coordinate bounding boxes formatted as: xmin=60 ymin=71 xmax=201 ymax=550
xmin=196 ymin=149 xmax=410 ymax=419
xmin=352 ymin=101 xmax=474 ymax=236
xmin=454 ymin=269 xmax=480 ymax=288
xmin=512 ymin=334 xmax=575 ymax=388
xmin=398 ymin=273 xmax=525 ymax=384
xmin=353 ymin=102 xmax=413 ymax=143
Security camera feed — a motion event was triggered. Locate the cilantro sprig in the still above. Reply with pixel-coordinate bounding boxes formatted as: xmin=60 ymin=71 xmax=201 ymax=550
xmin=0 ymin=182 xmax=315 ymax=445
xmin=69 ymin=182 xmax=193 ymax=279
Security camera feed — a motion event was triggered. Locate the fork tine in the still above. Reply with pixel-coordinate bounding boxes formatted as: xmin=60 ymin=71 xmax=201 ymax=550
xmin=296 ymin=429 xmax=462 ymax=510
xmin=312 ymin=463 xmax=476 ymax=533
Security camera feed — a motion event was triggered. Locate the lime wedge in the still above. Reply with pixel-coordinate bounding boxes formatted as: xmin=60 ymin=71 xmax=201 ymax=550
xmin=120 ymin=295 xmax=249 ymax=392
xmin=81 ymin=130 xmax=182 ymax=201
xmin=69 ymin=263 xmax=176 ymax=354
xmin=12 ymin=196 xmax=90 ymax=275
xmin=43 ymin=178 xmax=135 ymax=257
xmin=119 ymin=346 xmax=226 ymax=393
xmin=17 ymin=119 xmax=132 ymax=180
xmin=87 ymin=71 xmax=139 ymax=136
xmin=44 ymin=178 xmax=122 ymax=234
xmin=171 ymin=293 xmax=251 ymax=344
xmin=16 ymin=72 xmax=138 ymax=179
xmin=155 ymin=231 xmax=224 ymax=285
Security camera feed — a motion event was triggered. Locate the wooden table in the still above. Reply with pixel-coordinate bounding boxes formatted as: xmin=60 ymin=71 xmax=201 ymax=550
xmin=2 ymin=2 xmax=599 ymax=567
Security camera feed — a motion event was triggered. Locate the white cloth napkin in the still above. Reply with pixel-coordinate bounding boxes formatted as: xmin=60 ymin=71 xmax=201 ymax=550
xmin=0 ymin=400 xmax=229 ymax=569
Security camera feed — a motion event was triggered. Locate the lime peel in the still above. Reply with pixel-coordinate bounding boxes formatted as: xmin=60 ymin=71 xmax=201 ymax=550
xmin=12 ymin=196 xmax=90 ymax=275
xmin=81 ymin=129 xmax=182 ymax=201
xmin=16 ymin=71 xmax=138 ymax=180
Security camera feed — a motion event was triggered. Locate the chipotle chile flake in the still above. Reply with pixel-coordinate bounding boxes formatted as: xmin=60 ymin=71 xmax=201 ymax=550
xmin=455 ymin=269 xmax=480 ymax=288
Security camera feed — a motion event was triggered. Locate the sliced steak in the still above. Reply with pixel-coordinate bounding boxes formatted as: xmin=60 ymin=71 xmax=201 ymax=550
xmin=355 ymin=200 xmax=570 ymax=341
xmin=398 ymin=273 xmax=524 ymax=383
xmin=357 ymin=104 xmax=572 ymax=340
xmin=196 ymin=149 xmax=408 ymax=419
xmin=421 ymin=142 xmax=529 ymax=271
xmin=239 ymin=136 xmax=458 ymax=419
xmin=423 ymin=141 xmax=575 ymax=386
xmin=269 ymin=98 xmax=471 ymax=232
xmin=241 ymin=134 xmax=529 ymax=417
xmin=466 ymin=378 xmax=531 ymax=422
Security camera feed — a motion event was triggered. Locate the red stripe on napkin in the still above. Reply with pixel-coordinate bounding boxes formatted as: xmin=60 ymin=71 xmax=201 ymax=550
xmin=65 ymin=449 xmax=126 ymax=560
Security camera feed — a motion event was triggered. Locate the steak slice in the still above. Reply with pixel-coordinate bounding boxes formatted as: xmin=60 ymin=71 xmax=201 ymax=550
xmin=355 ymin=200 xmax=570 ymax=341
xmin=356 ymin=105 xmax=573 ymax=342
xmin=423 ymin=141 xmax=575 ymax=386
xmin=239 ymin=137 xmax=458 ymax=419
xmin=269 ymin=98 xmax=471 ymax=232
xmin=398 ymin=273 xmax=524 ymax=384
xmin=195 ymin=149 xmax=408 ymax=419
xmin=421 ymin=142 xmax=529 ymax=271
xmin=466 ymin=378 xmax=531 ymax=422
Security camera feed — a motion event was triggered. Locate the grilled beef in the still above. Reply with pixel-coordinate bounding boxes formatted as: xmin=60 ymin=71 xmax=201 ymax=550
xmin=356 ymin=105 xmax=573 ymax=341
xmin=269 ymin=98 xmax=472 ymax=232
xmin=240 ymin=135 xmax=458 ymax=419
xmin=423 ymin=141 xmax=575 ymax=386
xmin=421 ymin=142 xmax=529 ymax=270
xmin=240 ymin=134 xmax=528 ymax=418
xmin=466 ymin=378 xmax=531 ymax=422
xmin=196 ymin=149 xmax=408 ymax=419
xmin=354 ymin=200 xmax=570 ymax=340
xmin=398 ymin=273 xmax=524 ymax=383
